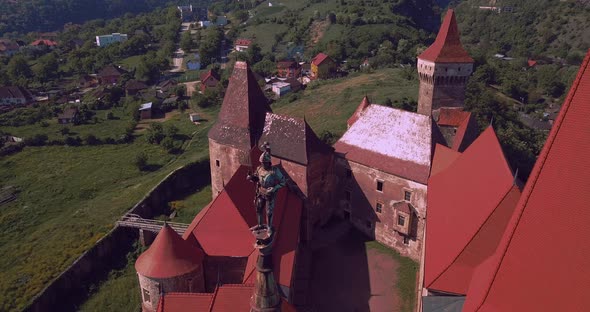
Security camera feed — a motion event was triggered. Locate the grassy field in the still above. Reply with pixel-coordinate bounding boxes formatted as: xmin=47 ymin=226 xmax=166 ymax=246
xmin=366 ymin=241 xmax=419 ymax=312
xmin=273 ymin=68 xmax=419 ymax=137
xmin=0 ymin=105 xmax=217 ymax=311
xmin=1 ymin=107 xmax=133 ymax=141
xmin=239 ymin=23 xmax=289 ymax=54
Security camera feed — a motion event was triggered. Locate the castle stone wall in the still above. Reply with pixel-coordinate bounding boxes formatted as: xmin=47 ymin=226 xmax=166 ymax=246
xmin=209 ymin=139 xmax=250 ymax=199
xmin=138 ymin=268 xmax=205 ymax=312
xmin=417 ymin=59 xmax=473 ymax=116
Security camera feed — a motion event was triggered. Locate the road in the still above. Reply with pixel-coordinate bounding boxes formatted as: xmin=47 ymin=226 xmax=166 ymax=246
xmin=170 ymin=22 xmax=192 ymax=73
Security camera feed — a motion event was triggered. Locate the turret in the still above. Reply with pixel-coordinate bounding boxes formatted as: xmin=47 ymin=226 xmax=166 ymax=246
xmin=208 ymin=61 xmax=271 ymax=198
xmin=135 ymin=224 xmax=205 ymax=312
xmin=417 ymin=9 xmax=474 ymax=116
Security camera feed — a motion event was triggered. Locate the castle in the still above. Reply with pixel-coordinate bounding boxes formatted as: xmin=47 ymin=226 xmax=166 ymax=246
xmin=132 ymin=8 xmax=590 ymax=311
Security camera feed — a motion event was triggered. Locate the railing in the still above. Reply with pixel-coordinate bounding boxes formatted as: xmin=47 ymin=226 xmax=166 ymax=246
xmin=116 ymin=214 xmax=190 ymax=236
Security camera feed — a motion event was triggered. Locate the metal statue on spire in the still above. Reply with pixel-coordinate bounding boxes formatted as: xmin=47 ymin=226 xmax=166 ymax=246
xmin=247 ymin=142 xmax=286 ymax=236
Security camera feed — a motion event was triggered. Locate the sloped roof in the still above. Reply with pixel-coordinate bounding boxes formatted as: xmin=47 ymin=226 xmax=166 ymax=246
xmin=158 ymin=285 xmax=297 ymax=312
xmin=208 ymin=62 xmax=271 ymax=150
xmin=259 ymin=113 xmax=332 ymax=165
xmin=334 ymin=104 xmax=438 ymax=183
xmin=98 ymin=65 xmax=126 ymax=77
xmin=184 ymin=165 xmax=302 ymax=288
xmin=58 ymin=108 xmax=78 ymax=119
xmin=234 ymin=38 xmax=252 ymax=46
xmin=31 ymin=39 xmax=57 ymax=46
xmin=437 ymin=108 xmax=470 ymax=127
xmin=135 ymin=223 xmax=204 ymax=279
xmin=425 ymin=127 xmax=520 ymax=295
xmin=451 ymin=112 xmax=479 ymax=152
xmin=0 ymin=39 xmax=19 ymax=51
xmin=430 ymin=144 xmax=461 ymax=177
xmin=277 ymin=60 xmax=299 ymax=69
xmin=0 ymin=86 xmax=33 ymax=101
xmin=200 ymin=70 xmax=219 ymax=83
xmin=462 ymin=49 xmax=590 ymax=312
xmin=126 ymin=79 xmax=148 ymax=90
xmin=347 ymin=96 xmax=371 ymax=128
xmin=418 ymin=10 xmax=473 ymax=63
xmin=311 ymin=53 xmax=332 ymax=66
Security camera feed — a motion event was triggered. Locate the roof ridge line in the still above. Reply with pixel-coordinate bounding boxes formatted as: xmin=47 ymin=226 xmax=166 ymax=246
xmin=472 ymin=50 xmax=590 ymax=311
xmin=427 ymin=182 xmax=515 ymax=291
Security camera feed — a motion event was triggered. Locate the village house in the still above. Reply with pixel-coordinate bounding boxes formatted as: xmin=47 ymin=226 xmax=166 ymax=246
xmin=156 ymin=79 xmax=178 ymax=95
xmin=125 ymin=80 xmax=149 ymax=96
xmin=138 ymin=102 xmax=153 ymax=120
xmin=78 ymin=75 xmax=98 ymax=89
xmin=30 ymin=39 xmax=58 ymax=48
xmin=311 ymin=52 xmax=337 ymax=79
xmin=95 ymin=33 xmax=128 ymax=47
xmin=277 ymin=60 xmax=301 ymax=79
xmin=234 ymin=38 xmax=252 ymax=52
xmin=271 ymin=81 xmax=291 ymax=97
xmin=97 ymin=65 xmax=127 ymax=85
xmin=0 ymin=86 xmax=34 ymax=106
xmin=57 ymin=108 xmax=79 ymax=124
xmin=0 ymin=39 xmax=20 ymax=56
xmin=200 ymin=69 xmax=220 ymax=93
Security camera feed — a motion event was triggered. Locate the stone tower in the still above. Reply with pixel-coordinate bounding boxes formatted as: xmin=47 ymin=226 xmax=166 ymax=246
xmin=208 ymin=62 xmax=271 ymax=198
xmin=417 ymin=9 xmax=474 ymax=116
xmin=135 ymin=224 xmax=205 ymax=312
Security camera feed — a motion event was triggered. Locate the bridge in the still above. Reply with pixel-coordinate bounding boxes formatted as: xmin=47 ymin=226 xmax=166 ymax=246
xmin=116 ymin=214 xmax=190 ymax=236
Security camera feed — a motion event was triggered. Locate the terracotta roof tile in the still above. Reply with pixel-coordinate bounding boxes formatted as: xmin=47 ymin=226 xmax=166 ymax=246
xmin=462 ymin=49 xmax=590 ymax=312
xmin=437 ymin=108 xmax=470 ymax=127
xmin=418 ymin=10 xmax=473 ymax=63
xmin=135 ymin=223 xmax=204 ymax=278
xmin=430 ymin=143 xmax=461 ymax=177
xmin=208 ymin=62 xmax=271 ymax=150
xmin=157 ymin=293 xmax=214 ymax=312
xmin=347 ymin=96 xmax=371 ymax=128
xmin=426 ymin=127 xmax=520 ymax=295
xmin=451 ymin=112 xmax=479 ymax=152
xmin=311 ymin=53 xmax=331 ymax=66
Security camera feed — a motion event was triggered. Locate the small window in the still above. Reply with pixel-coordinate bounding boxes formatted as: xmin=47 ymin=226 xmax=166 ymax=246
xmin=376 ymin=180 xmax=384 ymax=192
xmin=346 ymin=169 xmax=352 ymax=178
xmin=403 ymin=236 xmax=410 ymax=245
xmin=366 ymin=220 xmax=372 ymax=228
xmin=404 ymin=191 xmax=411 ymax=201
xmin=398 ymin=215 xmax=406 ymax=226
xmin=376 ymin=202 xmax=383 ymax=213
xmin=215 ymin=160 xmax=220 ymax=167
xmin=345 ymin=190 xmax=351 ymax=201
xmin=142 ymin=288 xmax=150 ymax=303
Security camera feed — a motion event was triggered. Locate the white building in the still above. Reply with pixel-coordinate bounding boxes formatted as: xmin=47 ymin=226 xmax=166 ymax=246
xmin=96 ymin=33 xmax=128 ymax=47
xmin=271 ymin=82 xmax=291 ymax=97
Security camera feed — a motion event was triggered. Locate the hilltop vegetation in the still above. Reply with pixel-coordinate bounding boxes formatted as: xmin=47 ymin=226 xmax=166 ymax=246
xmin=0 ymin=0 xmax=212 ymax=34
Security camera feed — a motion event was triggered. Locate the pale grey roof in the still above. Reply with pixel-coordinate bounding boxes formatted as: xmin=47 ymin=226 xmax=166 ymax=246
xmin=337 ymin=104 xmax=434 ymax=166
xmin=139 ymin=102 xmax=152 ymax=110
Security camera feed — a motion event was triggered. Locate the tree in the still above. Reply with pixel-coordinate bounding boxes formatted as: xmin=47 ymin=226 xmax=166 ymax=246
xmin=146 ymin=123 xmax=164 ymax=144
xmin=7 ymin=55 xmax=32 ymax=82
xmin=165 ymin=124 xmax=179 ymax=138
xmin=160 ymin=136 xmax=175 ymax=152
xmin=60 ymin=127 xmax=70 ymax=136
xmin=134 ymin=152 xmax=148 ymax=171
xmin=34 ymin=53 xmax=59 ymax=82
xmin=247 ymin=43 xmax=262 ymax=64
xmin=180 ymin=31 xmax=195 ymax=52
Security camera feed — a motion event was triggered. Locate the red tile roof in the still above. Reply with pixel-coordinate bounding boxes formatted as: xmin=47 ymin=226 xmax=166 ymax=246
xmin=277 ymin=60 xmax=298 ymax=69
xmin=135 ymin=223 xmax=204 ymax=279
xmin=418 ymin=10 xmax=473 ymax=63
xmin=437 ymin=108 xmax=470 ymax=127
xmin=158 ymin=285 xmax=297 ymax=312
xmin=200 ymin=69 xmax=219 ymax=83
xmin=184 ymin=165 xmax=302 ymax=287
xmin=234 ymin=38 xmax=252 ymax=46
xmin=430 ymin=143 xmax=461 ymax=177
xmin=425 ymin=127 xmax=520 ymax=295
xmin=347 ymin=96 xmax=371 ymax=128
xmin=451 ymin=111 xmax=479 ymax=152
xmin=527 ymin=59 xmax=537 ymax=67
xmin=208 ymin=61 xmax=271 ymax=150
xmin=462 ymin=49 xmax=590 ymax=312
xmin=157 ymin=293 xmax=214 ymax=312
xmin=311 ymin=52 xmax=331 ymax=66
xmin=30 ymin=39 xmax=58 ymax=46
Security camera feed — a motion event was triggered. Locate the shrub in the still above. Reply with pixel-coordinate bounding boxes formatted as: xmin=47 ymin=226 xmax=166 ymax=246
xmin=106 ymin=111 xmax=115 ymax=120
xmin=24 ymin=134 xmax=48 ymax=146
xmin=146 ymin=123 xmax=164 ymax=144
xmin=60 ymin=127 xmax=70 ymax=135
xmin=84 ymin=134 xmax=100 ymax=145
xmin=134 ymin=152 xmax=148 ymax=171
xmin=161 ymin=136 xmax=175 ymax=152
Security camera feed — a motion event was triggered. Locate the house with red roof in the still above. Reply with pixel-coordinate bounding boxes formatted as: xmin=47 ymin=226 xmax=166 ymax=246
xmin=311 ymin=53 xmax=336 ymax=79
xmin=200 ymin=69 xmax=220 ymax=93
xmin=30 ymin=39 xmax=58 ymax=48
xmin=234 ymin=38 xmax=252 ymax=52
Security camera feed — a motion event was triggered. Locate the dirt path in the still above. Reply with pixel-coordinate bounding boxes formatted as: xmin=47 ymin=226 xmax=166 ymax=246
xmin=134 ymin=110 xmax=181 ymax=133
xmin=310 ymin=229 xmax=402 ymax=312
xmin=309 ymin=20 xmax=329 ymax=47
xmin=183 ymin=81 xmax=200 ymax=96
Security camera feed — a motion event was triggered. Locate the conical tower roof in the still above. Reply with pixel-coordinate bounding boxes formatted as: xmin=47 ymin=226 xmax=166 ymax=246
xmin=209 ymin=61 xmax=271 ymax=150
xmin=418 ymin=9 xmax=473 ymax=63
xmin=135 ymin=223 xmax=204 ymax=279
